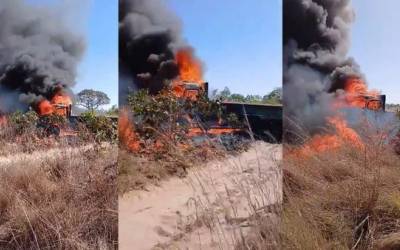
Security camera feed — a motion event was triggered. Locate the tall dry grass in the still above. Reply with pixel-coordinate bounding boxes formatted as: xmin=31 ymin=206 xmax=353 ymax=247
xmin=147 ymin=142 xmax=282 ymax=250
xmin=282 ymin=139 xmax=400 ymax=249
xmin=0 ymin=120 xmax=118 ymax=249
xmin=118 ymin=132 xmax=234 ymax=194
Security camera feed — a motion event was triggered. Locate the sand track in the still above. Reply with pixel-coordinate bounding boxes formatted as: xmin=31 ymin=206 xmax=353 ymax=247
xmin=119 ymin=142 xmax=281 ymax=250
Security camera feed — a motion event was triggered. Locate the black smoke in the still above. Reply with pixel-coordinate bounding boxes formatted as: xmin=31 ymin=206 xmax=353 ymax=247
xmin=119 ymin=0 xmax=185 ymax=103
xmin=0 ymin=0 xmax=85 ymax=113
xmin=283 ymin=0 xmax=366 ymax=137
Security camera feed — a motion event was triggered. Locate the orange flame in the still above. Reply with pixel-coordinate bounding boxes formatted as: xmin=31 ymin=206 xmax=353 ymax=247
xmin=37 ymin=91 xmax=72 ymax=116
xmin=37 ymin=99 xmax=54 ymax=116
xmin=187 ymin=127 xmax=243 ymax=137
xmin=175 ymin=48 xmax=203 ymax=84
xmin=172 ymin=48 xmax=204 ymax=100
xmin=295 ymin=116 xmax=363 ymax=157
xmin=0 ymin=115 xmax=6 ymax=127
xmin=343 ymin=77 xmax=381 ymax=110
xmin=119 ymin=108 xmax=141 ymax=152
xmin=295 ymin=76 xmax=383 ymax=158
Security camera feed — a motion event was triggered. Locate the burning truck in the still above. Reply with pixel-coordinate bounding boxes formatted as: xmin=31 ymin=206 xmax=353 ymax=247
xmin=0 ymin=0 xmax=86 ymax=136
xmin=283 ymin=0 xmax=398 ymax=156
xmin=119 ymin=47 xmax=283 ymax=153
xmin=119 ymin=0 xmax=283 ymax=152
xmin=171 ymin=79 xmax=283 ymax=143
xmin=34 ymin=86 xmax=74 ymax=136
xmin=0 ymin=85 xmax=75 ymax=137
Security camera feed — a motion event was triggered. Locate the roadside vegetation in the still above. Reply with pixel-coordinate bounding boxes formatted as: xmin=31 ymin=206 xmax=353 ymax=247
xmin=118 ymin=88 xmax=283 ymax=248
xmin=0 ymin=144 xmax=117 ymax=249
xmin=118 ymin=87 xmax=284 ymax=217
xmin=386 ymin=103 xmax=400 ymax=113
xmin=0 ymin=100 xmax=118 ymax=249
xmin=281 ymin=124 xmax=400 ymax=249
xmin=211 ymin=87 xmax=282 ymax=105
xmin=118 ymin=89 xmax=248 ymax=193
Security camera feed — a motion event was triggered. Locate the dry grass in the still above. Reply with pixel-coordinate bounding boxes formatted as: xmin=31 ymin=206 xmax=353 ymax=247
xmin=118 ymin=139 xmax=230 ymax=194
xmin=0 ymin=123 xmax=118 ymax=249
xmin=282 ymin=140 xmax=400 ymax=249
xmin=151 ymin=142 xmax=282 ymax=249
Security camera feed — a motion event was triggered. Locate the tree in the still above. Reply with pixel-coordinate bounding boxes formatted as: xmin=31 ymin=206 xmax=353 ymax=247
xmin=263 ymin=87 xmax=282 ymax=104
xmin=220 ymin=87 xmax=231 ymax=98
xmin=106 ymin=105 xmax=119 ymax=116
xmin=77 ymin=89 xmax=110 ymax=112
xmin=245 ymin=94 xmax=263 ymax=104
xmin=229 ymin=93 xmax=246 ymax=103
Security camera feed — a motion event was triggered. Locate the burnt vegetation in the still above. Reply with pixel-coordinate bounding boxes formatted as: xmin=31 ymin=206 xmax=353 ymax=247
xmin=118 ymin=89 xmax=250 ymax=193
xmin=0 ymin=111 xmax=118 ymax=249
xmin=280 ymin=0 xmax=400 ymax=248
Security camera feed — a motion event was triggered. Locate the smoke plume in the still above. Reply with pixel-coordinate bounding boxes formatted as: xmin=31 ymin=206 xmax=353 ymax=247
xmin=283 ymin=0 xmax=364 ymax=135
xmin=0 ymin=0 xmax=85 ymax=113
xmin=119 ymin=0 xmax=196 ymax=104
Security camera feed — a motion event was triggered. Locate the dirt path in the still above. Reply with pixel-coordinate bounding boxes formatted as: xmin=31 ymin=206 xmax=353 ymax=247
xmin=119 ymin=142 xmax=282 ymax=250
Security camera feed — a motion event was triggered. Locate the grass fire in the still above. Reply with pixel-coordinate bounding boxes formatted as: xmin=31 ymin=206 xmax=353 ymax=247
xmin=0 ymin=0 xmax=118 ymax=249
xmin=118 ymin=0 xmax=282 ymax=248
xmin=282 ymin=0 xmax=400 ymax=249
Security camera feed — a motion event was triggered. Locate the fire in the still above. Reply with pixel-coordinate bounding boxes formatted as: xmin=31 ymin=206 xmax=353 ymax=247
xmin=343 ymin=77 xmax=381 ymax=110
xmin=37 ymin=91 xmax=72 ymax=116
xmin=51 ymin=92 xmax=72 ymax=116
xmin=294 ymin=76 xmax=384 ymax=158
xmin=0 ymin=115 xmax=6 ymax=127
xmin=172 ymin=48 xmax=205 ymax=100
xmin=175 ymin=48 xmax=203 ymax=83
xmin=37 ymin=99 xmax=54 ymax=116
xmin=119 ymin=108 xmax=141 ymax=152
xmin=295 ymin=116 xmax=363 ymax=157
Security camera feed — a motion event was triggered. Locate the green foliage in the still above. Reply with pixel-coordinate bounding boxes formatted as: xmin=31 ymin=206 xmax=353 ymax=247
xmin=9 ymin=111 xmax=39 ymax=135
xmin=263 ymin=87 xmax=282 ymax=104
xmin=245 ymin=94 xmax=263 ymax=104
xmin=127 ymin=89 xmax=189 ymax=141
xmin=127 ymin=89 xmax=239 ymax=143
xmin=39 ymin=114 xmax=67 ymax=126
xmin=229 ymin=93 xmax=246 ymax=103
xmin=77 ymin=89 xmax=111 ymax=112
xmin=212 ymin=87 xmax=282 ymax=105
xmin=80 ymin=111 xmax=117 ymax=142
xmin=226 ymin=112 xmax=242 ymax=127
xmin=106 ymin=105 xmax=119 ymax=116
xmin=219 ymin=87 xmax=231 ymax=98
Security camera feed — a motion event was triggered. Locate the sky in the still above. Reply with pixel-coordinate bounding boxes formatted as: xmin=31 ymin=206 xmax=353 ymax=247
xmin=27 ymin=0 xmax=118 ymax=108
xmin=167 ymin=0 xmax=282 ymax=96
xmin=350 ymin=0 xmax=400 ymax=104
xmin=25 ymin=0 xmax=400 ymax=106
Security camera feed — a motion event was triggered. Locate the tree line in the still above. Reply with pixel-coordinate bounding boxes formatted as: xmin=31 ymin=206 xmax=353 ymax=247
xmin=210 ymin=87 xmax=282 ymax=105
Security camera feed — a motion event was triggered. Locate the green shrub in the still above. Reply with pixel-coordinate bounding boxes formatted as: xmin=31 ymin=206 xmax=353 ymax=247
xmin=127 ymin=89 xmax=190 ymax=142
xmin=9 ymin=111 xmax=39 ymax=135
xmin=80 ymin=111 xmax=117 ymax=143
xmin=127 ymin=89 xmax=244 ymax=144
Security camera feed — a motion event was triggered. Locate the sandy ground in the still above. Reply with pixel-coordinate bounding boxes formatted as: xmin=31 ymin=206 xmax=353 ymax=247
xmin=119 ymin=142 xmax=282 ymax=250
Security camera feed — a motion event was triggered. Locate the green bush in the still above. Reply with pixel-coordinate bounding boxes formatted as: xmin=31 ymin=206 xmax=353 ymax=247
xmin=127 ymin=89 xmax=189 ymax=142
xmin=9 ymin=111 xmax=39 ymax=135
xmin=80 ymin=111 xmax=117 ymax=143
xmin=127 ymin=89 xmax=240 ymax=142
